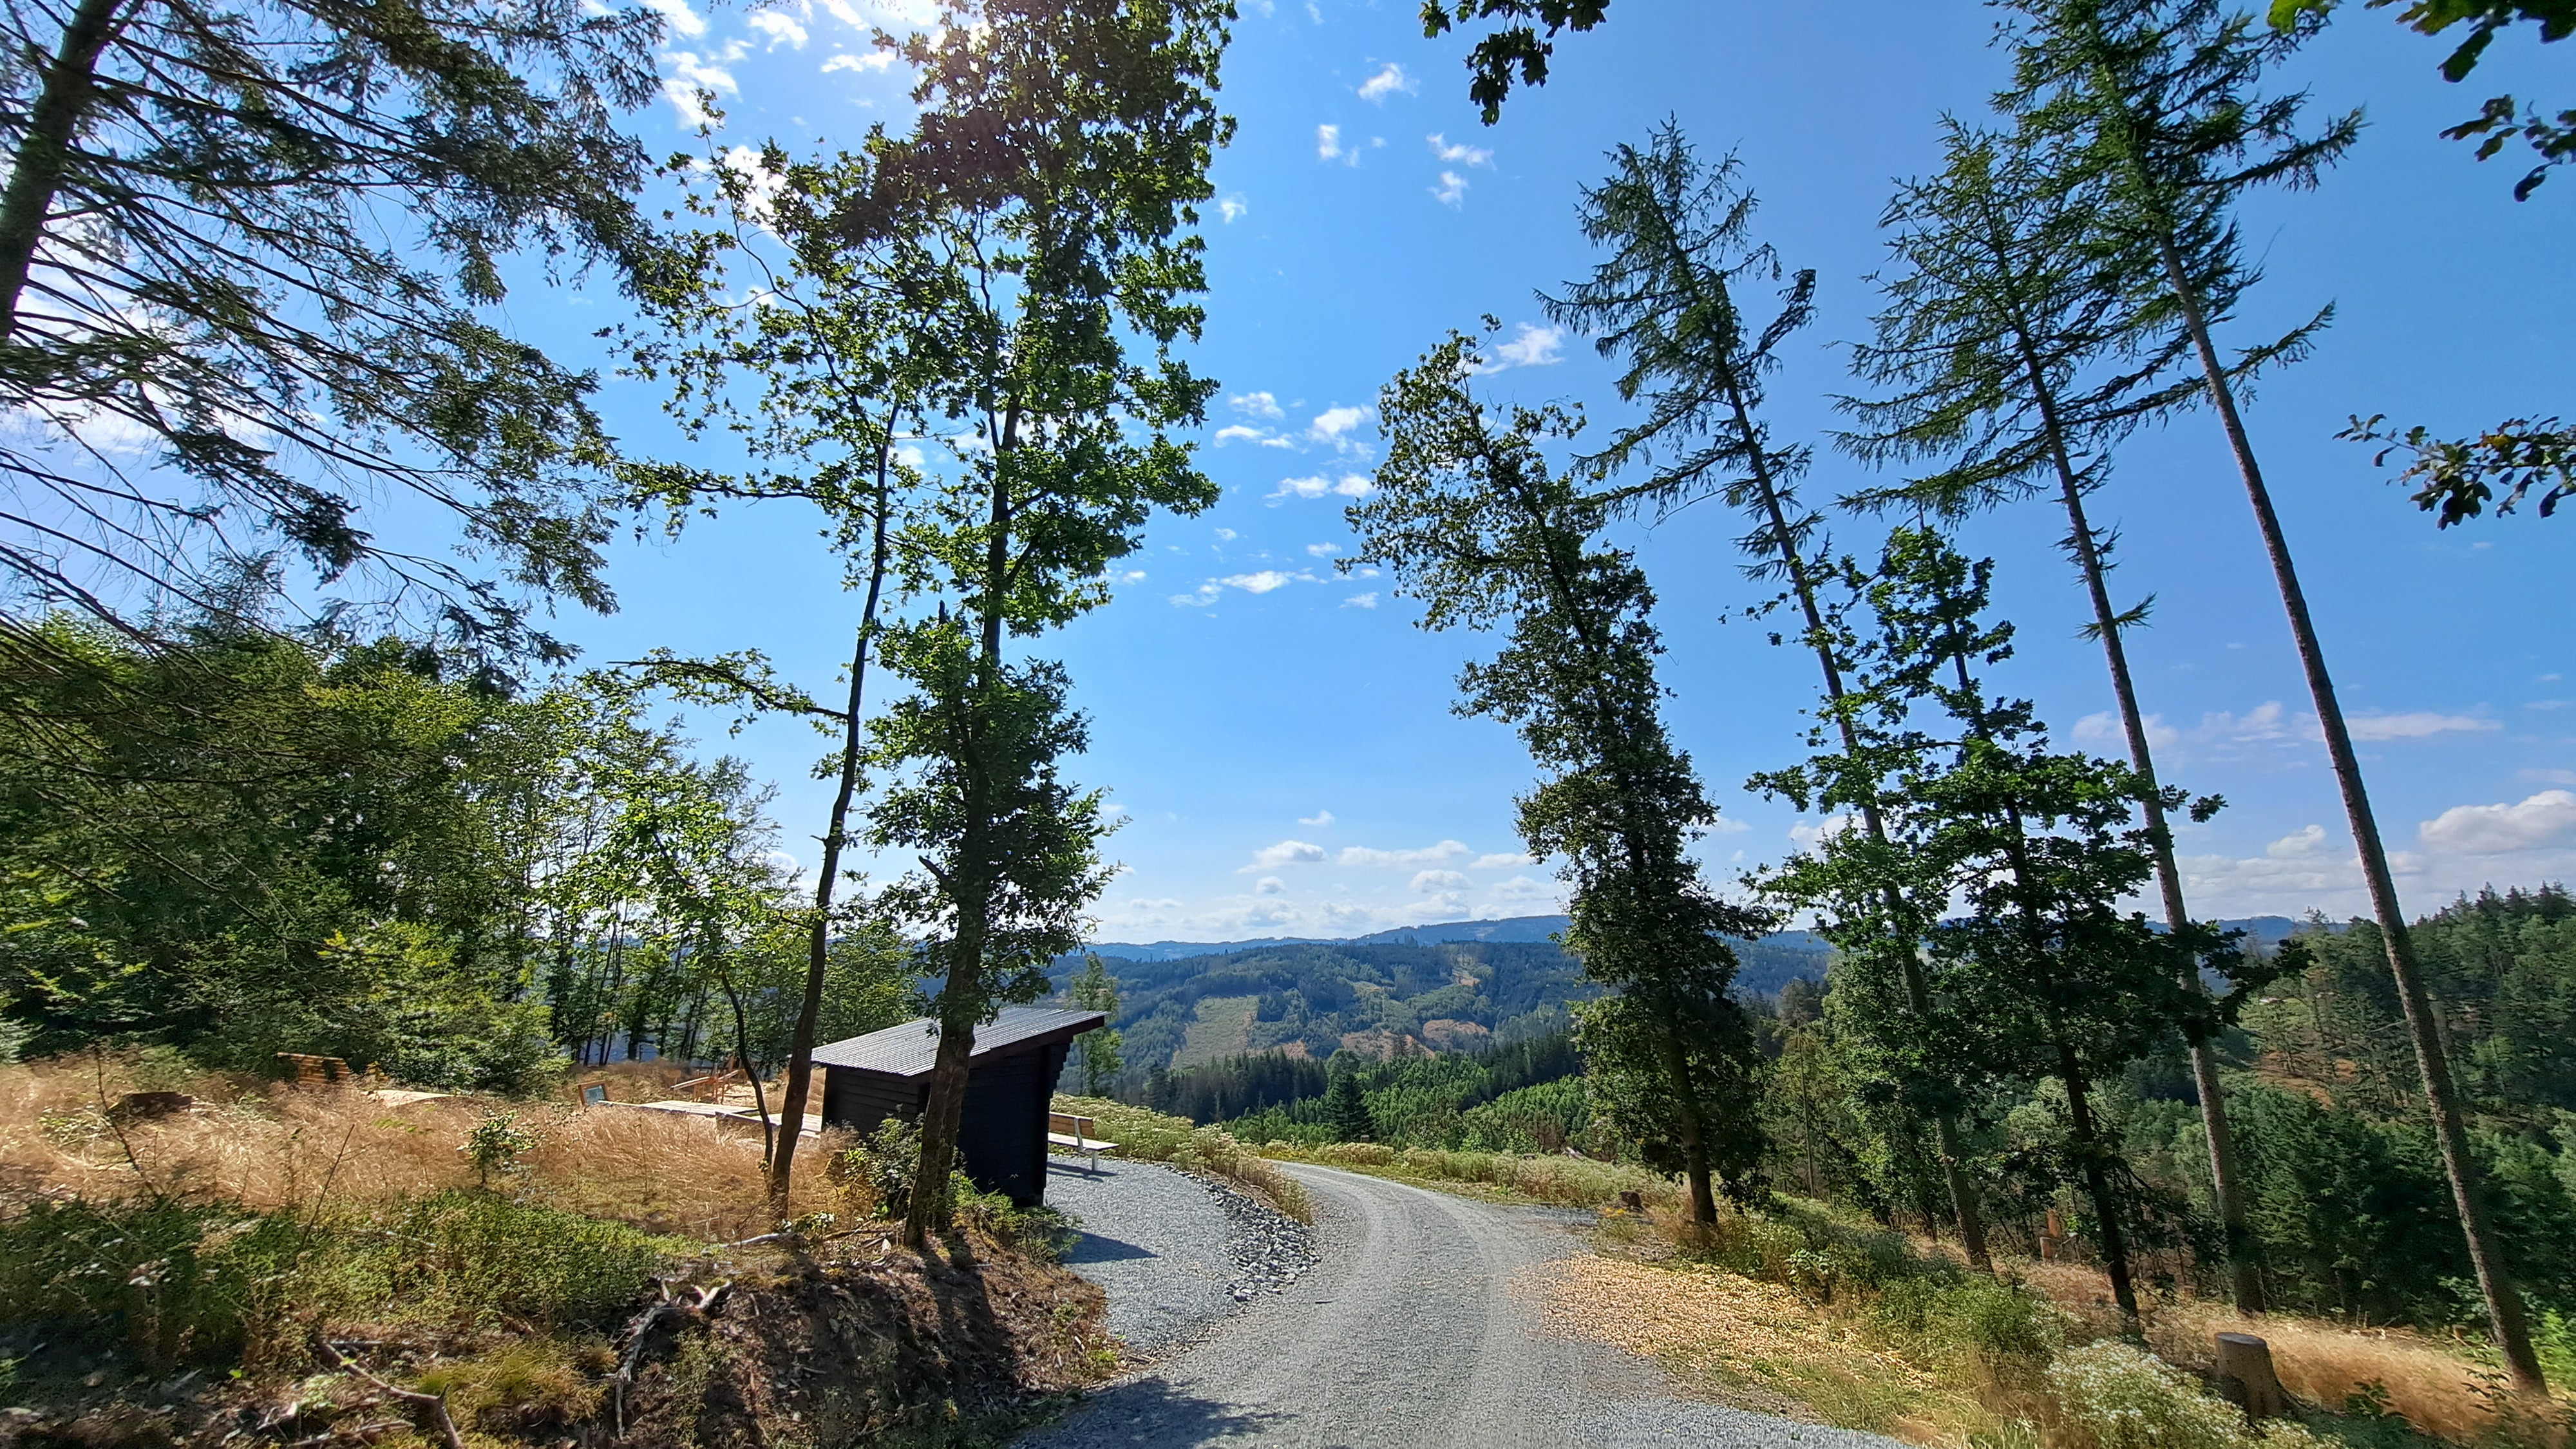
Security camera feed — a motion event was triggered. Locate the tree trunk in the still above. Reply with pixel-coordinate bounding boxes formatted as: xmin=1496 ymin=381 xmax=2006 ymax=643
xmin=767 ymin=413 xmax=900 ymax=1213
xmin=715 ymin=967 xmax=775 ymax=1166
xmin=2156 ymin=238 xmax=2543 ymax=1392
xmin=904 ymin=960 xmax=980 ymax=1249
xmin=2057 ymin=1037 xmax=2139 ymax=1324
xmin=1660 ymin=1027 xmax=1718 ymax=1224
xmin=2014 ymin=332 xmax=2262 ymax=1309
xmin=905 ymin=406 xmax=1016 ymax=1253
xmin=1734 ymin=394 xmax=1991 ymax=1267
xmin=0 ymin=0 xmax=124 ymax=336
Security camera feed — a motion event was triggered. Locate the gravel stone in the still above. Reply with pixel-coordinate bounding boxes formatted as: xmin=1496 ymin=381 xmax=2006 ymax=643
xmin=1043 ymin=1155 xmax=1312 ymax=1354
xmin=1018 ymin=1162 xmax=1909 ymax=1449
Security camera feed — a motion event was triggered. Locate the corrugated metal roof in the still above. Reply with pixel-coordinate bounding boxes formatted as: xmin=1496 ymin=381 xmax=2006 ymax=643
xmin=811 ymin=1005 xmax=1106 ymax=1080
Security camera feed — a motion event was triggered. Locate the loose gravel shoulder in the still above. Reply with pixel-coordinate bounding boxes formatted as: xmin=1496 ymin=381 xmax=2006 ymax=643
xmin=1041 ymin=1155 xmax=1316 ymax=1354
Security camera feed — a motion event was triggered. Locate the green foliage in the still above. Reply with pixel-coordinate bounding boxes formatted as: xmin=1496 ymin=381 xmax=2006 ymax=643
xmin=464 ymin=1112 xmax=542 ymax=1188
xmin=1416 ymin=1 xmax=1609 ymax=123
xmin=2271 ymin=0 xmax=2573 ymax=197
xmin=1326 ymin=1072 xmax=1377 ymax=1143
xmin=2046 ymin=1342 xmax=2322 ymax=1449
xmin=0 ymin=1192 xmax=677 ymax=1371
xmin=1049 ymin=1094 xmax=1314 ymax=1219
xmin=376 ymin=1192 xmax=679 ymax=1329
xmin=2345 ymin=415 xmax=2576 ymax=528
xmin=1355 ymin=320 xmax=1766 ymax=1220
xmin=1067 ymin=957 xmax=1125 ymax=1097
xmin=843 ymin=1117 xmax=938 ymax=1221
xmin=0 ymin=0 xmax=659 ymax=660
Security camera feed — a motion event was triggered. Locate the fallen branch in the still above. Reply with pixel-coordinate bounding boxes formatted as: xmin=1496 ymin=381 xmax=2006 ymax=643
xmin=312 ymin=1341 xmax=465 ymax=1449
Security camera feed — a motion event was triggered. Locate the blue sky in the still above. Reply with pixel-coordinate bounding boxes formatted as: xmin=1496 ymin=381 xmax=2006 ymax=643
xmin=513 ymin=0 xmax=2572 ymax=942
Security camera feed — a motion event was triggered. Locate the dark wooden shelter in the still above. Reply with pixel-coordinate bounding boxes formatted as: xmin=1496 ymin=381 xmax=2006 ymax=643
xmin=813 ymin=1006 xmax=1106 ymax=1206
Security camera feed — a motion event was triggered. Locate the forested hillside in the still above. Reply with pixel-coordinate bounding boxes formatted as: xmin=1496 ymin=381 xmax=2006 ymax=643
xmin=1053 ymin=925 xmax=1837 ymax=1079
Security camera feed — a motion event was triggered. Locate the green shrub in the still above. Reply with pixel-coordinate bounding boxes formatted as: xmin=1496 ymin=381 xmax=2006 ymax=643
xmin=371 ymin=1191 xmax=679 ymax=1329
xmin=0 ymin=1198 xmax=322 ymax=1369
xmin=1052 ymin=1095 xmax=1313 ymax=1220
xmin=2046 ymin=1342 xmax=2327 ymax=1449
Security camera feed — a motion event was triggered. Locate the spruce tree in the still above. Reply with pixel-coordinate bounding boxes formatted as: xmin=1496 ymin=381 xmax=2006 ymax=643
xmin=0 ymin=0 xmax=660 ymax=659
xmin=1352 ymin=325 xmax=1765 ymax=1222
xmin=2005 ymin=0 xmax=2544 ymax=1385
xmin=1814 ymin=526 xmax=2253 ymax=1325
xmin=1839 ymin=120 xmax=2266 ymax=1307
xmin=1327 ymin=1070 xmax=1377 ymax=1144
xmin=1542 ymin=124 xmax=1987 ymax=1256
xmin=1070 ymin=954 xmax=1126 ymax=1096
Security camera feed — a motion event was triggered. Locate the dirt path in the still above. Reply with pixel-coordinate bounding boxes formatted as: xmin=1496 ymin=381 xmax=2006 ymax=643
xmin=1018 ymin=1162 xmax=1904 ymax=1448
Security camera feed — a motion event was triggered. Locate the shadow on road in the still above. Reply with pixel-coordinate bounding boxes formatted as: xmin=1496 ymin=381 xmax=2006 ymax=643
xmin=1062 ymin=1231 xmax=1157 ymax=1264
xmin=1034 ymin=1376 xmax=1289 ymax=1444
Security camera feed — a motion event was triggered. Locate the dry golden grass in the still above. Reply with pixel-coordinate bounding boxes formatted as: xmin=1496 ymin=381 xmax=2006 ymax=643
xmin=0 ymin=1053 xmax=855 ymax=1242
xmin=2005 ymin=1253 xmax=2569 ymax=1446
xmin=1522 ymin=1252 xmax=2002 ymax=1447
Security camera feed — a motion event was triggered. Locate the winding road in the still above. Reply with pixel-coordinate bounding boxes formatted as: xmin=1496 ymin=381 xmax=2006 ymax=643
xmin=1020 ymin=1162 xmax=1904 ymax=1448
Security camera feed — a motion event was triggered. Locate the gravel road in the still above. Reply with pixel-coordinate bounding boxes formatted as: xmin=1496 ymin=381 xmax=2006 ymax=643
xmin=1045 ymin=1156 xmax=1313 ymax=1352
xmin=1019 ymin=1162 xmax=1906 ymax=1449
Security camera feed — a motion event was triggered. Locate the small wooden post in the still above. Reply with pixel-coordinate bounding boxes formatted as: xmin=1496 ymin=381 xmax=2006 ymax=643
xmin=2215 ymin=1332 xmax=2287 ymax=1419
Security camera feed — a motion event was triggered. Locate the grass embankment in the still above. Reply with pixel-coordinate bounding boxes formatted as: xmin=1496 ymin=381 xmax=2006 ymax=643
xmin=1048 ymin=1094 xmax=1312 ymax=1220
xmin=1250 ymin=1134 xmax=2568 ymax=1449
xmin=1 ymin=1053 xmax=1117 ymax=1449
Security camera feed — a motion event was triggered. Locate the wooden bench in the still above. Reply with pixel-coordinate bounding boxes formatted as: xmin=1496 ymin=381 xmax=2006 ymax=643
xmin=1046 ymin=1112 xmax=1119 ymax=1169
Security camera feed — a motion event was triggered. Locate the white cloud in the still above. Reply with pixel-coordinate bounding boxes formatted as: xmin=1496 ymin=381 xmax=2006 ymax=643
xmin=1255 ymin=875 xmax=1287 ymax=896
xmin=1213 ymin=527 xmax=1238 ymax=541
xmin=1317 ymin=124 xmax=1349 ymax=162
xmin=1471 ymin=852 xmax=1533 ymax=869
xmin=1305 ymin=542 xmax=1339 ymax=558
xmin=2420 ymin=790 xmax=2576 ymax=856
xmin=1357 ymin=62 xmax=1416 ymax=103
xmin=644 ymin=0 xmax=707 ymax=38
xmin=1218 ymin=194 xmax=1249 ymax=223
xmin=2197 ymin=701 xmax=2304 ymax=744
xmin=1308 ymin=404 xmax=1371 ymax=445
xmin=1231 ymin=391 xmax=1286 ymax=420
xmin=1411 ymin=869 xmax=1472 ymax=893
xmin=661 ymin=43 xmax=746 ymax=124
xmin=1168 ymin=569 xmax=1319 ymax=607
xmin=2268 ymin=824 xmax=2328 ymax=858
xmin=1341 ymin=592 xmax=1378 ymax=609
xmin=1485 ymin=323 xmax=1563 ymax=369
xmin=2347 ymin=712 xmax=2501 ymax=741
xmin=1299 ymin=809 xmax=1336 ymax=828
xmin=746 ymin=8 xmax=807 ymax=47
xmin=822 ymin=49 xmax=895 ymax=72
xmin=1430 ymin=170 xmax=1469 ymax=207
xmin=1114 ymin=569 xmax=1146 ymax=583
xmin=1340 ymin=840 xmax=1471 ymax=867
xmin=2073 ymin=710 xmax=2181 ymax=750
xmin=1707 ymin=815 xmax=1752 ymax=836
xmin=1213 ymin=424 xmax=1271 ymax=446
xmin=1247 ymin=839 xmax=1327 ymax=869
xmin=1426 ymin=132 xmax=1493 ymax=167
xmin=1488 ymin=875 xmax=1561 ymax=904
xmin=1270 ymin=473 xmax=1375 ymax=501
xmin=1788 ymin=815 xmax=1855 ymax=854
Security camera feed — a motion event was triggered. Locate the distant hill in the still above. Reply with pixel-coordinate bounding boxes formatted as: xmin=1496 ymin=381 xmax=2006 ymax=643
xmin=1088 ymin=913 xmax=1831 ymax=961
xmin=1059 ymin=915 xmax=1834 ymax=1078
xmin=1059 ymin=911 xmax=2323 ymax=1080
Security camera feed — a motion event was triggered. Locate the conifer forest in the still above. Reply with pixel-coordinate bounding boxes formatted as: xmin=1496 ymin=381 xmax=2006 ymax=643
xmin=1 ymin=0 xmax=2571 ymax=1444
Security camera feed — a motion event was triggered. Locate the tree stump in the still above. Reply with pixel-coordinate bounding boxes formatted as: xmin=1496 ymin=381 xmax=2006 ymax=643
xmin=2215 ymin=1332 xmax=2287 ymax=1419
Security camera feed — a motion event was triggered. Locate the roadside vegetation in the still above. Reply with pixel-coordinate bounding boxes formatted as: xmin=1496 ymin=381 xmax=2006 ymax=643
xmin=0 ymin=1054 xmax=1116 ymax=1448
